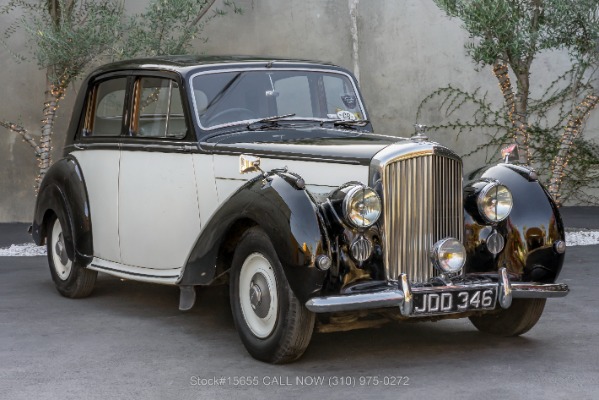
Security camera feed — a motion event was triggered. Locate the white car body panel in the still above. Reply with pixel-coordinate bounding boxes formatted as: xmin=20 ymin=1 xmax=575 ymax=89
xmin=212 ymin=154 xmax=369 ymax=204
xmin=71 ymin=150 xmax=122 ymax=263
xmin=118 ymin=151 xmax=201 ymax=269
xmin=191 ymin=154 xmax=220 ymax=228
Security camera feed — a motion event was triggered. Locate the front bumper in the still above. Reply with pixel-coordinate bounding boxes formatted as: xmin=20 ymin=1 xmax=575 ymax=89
xmin=305 ymin=267 xmax=569 ymax=315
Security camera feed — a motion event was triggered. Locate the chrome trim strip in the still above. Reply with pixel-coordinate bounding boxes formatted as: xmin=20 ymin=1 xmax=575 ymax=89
xmin=90 ymin=263 xmax=179 ymax=279
xmin=305 ymin=289 xmax=405 ymax=313
xmin=511 ymin=283 xmax=569 ymax=298
xmin=370 ymin=142 xmax=461 ymax=178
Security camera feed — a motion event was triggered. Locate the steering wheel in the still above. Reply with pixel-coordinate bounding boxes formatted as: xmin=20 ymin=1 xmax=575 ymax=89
xmin=205 ymin=108 xmax=256 ymax=126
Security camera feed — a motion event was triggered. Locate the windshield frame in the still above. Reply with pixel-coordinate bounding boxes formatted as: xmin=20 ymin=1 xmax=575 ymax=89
xmin=188 ymin=67 xmax=368 ymax=132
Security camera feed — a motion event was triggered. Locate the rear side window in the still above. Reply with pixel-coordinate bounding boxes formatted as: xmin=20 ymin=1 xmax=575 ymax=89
xmin=83 ymin=78 xmax=127 ymax=137
xmin=132 ymin=77 xmax=187 ymax=139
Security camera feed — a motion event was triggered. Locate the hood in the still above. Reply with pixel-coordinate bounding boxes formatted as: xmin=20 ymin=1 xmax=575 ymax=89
xmin=200 ymin=127 xmax=405 ymax=165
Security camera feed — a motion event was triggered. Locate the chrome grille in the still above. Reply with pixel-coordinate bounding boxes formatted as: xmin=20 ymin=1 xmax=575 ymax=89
xmin=382 ymin=153 xmax=463 ymax=282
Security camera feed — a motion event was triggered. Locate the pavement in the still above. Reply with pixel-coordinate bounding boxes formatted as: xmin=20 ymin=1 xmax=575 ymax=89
xmin=0 ymin=208 xmax=598 ymax=399
xmin=558 ymin=206 xmax=599 ymax=229
xmin=0 ymin=223 xmax=31 ymax=248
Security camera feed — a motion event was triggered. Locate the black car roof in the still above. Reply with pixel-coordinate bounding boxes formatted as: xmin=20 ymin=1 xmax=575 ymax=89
xmin=89 ymin=55 xmax=343 ymax=78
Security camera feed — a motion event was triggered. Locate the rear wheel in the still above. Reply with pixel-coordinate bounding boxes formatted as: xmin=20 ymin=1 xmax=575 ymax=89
xmin=47 ymin=215 xmax=97 ymax=298
xmin=469 ymin=298 xmax=546 ymax=336
xmin=230 ymin=227 xmax=315 ymax=364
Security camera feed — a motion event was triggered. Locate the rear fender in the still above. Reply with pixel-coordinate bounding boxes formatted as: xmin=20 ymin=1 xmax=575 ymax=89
xmin=31 ymin=156 xmax=93 ymax=265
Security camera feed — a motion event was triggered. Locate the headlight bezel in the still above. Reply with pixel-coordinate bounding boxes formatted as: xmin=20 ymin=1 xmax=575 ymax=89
xmin=476 ymin=181 xmax=513 ymax=224
xmin=342 ymin=185 xmax=382 ymax=229
xmin=430 ymin=237 xmax=466 ymax=274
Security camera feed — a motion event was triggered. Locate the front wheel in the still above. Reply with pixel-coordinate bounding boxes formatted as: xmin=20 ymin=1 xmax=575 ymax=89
xmin=47 ymin=215 xmax=97 ymax=298
xmin=230 ymin=227 xmax=315 ymax=363
xmin=469 ymin=298 xmax=546 ymax=336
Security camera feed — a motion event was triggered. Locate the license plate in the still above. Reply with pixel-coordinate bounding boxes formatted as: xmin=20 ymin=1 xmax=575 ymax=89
xmin=412 ymin=288 xmax=497 ymax=316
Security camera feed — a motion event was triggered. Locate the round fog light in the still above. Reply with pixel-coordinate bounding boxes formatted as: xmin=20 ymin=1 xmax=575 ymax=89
xmin=431 ymin=238 xmax=466 ymax=274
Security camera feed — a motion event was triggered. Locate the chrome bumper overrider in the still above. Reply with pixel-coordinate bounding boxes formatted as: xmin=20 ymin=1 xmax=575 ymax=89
xmin=305 ymin=268 xmax=569 ymax=314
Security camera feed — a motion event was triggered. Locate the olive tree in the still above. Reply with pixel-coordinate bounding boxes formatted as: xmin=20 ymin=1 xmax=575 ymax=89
xmin=0 ymin=0 xmax=240 ymax=191
xmin=424 ymin=0 xmax=599 ymax=203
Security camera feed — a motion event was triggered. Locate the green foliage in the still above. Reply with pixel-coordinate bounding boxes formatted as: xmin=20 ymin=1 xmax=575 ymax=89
xmin=2 ymin=0 xmax=124 ymax=87
xmin=434 ymin=0 xmax=599 ymax=70
xmin=119 ymin=0 xmax=242 ymax=59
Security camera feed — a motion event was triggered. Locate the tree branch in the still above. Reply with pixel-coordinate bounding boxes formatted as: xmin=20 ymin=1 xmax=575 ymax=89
xmin=548 ymin=92 xmax=599 ymax=202
xmin=190 ymin=0 xmax=217 ymax=28
xmin=0 ymin=119 xmax=41 ymax=155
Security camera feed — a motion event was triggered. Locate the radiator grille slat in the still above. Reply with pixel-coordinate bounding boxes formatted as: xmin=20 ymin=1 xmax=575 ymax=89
xmin=383 ymin=154 xmax=463 ymax=282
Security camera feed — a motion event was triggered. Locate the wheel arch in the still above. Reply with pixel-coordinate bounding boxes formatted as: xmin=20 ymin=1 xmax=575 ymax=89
xmin=179 ymin=173 xmax=329 ymax=303
xmin=32 ymin=156 xmax=93 ymax=265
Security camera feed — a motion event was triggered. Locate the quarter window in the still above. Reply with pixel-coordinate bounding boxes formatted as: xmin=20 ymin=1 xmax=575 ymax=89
xmin=132 ymin=77 xmax=187 ymax=139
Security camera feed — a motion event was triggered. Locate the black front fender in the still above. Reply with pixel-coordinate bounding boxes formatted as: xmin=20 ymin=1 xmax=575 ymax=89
xmin=464 ymin=164 xmax=565 ymax=283
xmin=31 ymin=156 xmax=93 ymax=265
xmin=180 ymin=173 xmax=328 ymax=303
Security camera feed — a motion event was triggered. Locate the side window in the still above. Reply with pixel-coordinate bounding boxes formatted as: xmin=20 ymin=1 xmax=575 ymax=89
xmin=84 ymin=78 xmax=127 ymax=137
xmin=133 ymin=77 xmax=187 ymax=139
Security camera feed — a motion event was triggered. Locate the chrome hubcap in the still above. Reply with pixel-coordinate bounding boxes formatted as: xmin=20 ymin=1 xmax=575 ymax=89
xmin=55 ymin=232 xmax=69 ymax=265
xmin=51 ymin=219 xmax=72 ymax=281
xmin=249 ymin=273 xmax=271 ymax=319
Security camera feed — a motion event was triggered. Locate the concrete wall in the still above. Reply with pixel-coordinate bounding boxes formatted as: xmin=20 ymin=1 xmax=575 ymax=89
xmin=1 ymin=0 xmax=598 ymax=222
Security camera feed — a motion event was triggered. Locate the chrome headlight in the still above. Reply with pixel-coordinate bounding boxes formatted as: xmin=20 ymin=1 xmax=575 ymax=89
xmin=431 ymin=238 xmax=466 ymax=274
xmin=477 ymin=182 xmax=513 ymax=223
xmin=342 ymin=185 xmax=381 ymax=228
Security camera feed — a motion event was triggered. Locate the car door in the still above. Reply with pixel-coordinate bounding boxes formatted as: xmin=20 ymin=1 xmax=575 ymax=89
xmin=71 ymin=76 xmax=128 ymax=263
xmin=118 ymin=75 xmax=202 ymax=270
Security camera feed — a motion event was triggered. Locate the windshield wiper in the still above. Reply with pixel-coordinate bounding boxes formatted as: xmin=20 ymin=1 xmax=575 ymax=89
xmin=247 ymin=113 xmax=296 ymax=130
xmin=324 ymin=119 xmax=370 ymax=128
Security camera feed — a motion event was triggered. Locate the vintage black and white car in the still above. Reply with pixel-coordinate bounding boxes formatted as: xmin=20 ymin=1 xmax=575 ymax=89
xmin=32 ymin=56 xmax=569 ymax=363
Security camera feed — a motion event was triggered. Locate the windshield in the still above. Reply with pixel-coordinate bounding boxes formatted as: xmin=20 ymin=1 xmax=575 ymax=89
xmin=190 ymin=69 xmax=365 ymax=129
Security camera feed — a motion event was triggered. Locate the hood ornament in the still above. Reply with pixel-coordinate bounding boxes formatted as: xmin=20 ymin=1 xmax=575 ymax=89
xmin=501 ymin=144 xmax=519 ymax=164
xmin=412 ymin=123 xmax=429 ymax=141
